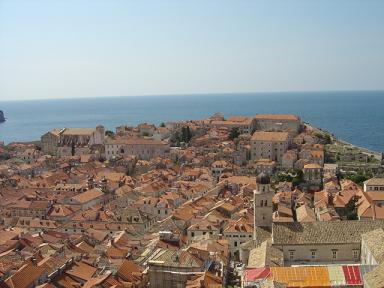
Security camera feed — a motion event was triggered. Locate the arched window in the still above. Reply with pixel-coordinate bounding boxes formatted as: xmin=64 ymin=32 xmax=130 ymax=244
xmin=260 ymin=200 xmax=263 ymax=206
xmin=264 ymin=200 xmax=268 ymax=206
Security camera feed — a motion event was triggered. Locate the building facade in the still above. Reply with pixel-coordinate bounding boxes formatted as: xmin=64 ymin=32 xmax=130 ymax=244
xmin=255 ymin=114 xmax=301 ymax=134
xmin=250 ymin=131 xmax=290 ymax=163
xmin=41 ymin=126 xmax=105 ymax=156
xmin=253 ymin=173 xmax=273 ymax=229
xmin=105 ymin=138 xmax=170 ymax=160
xmin=364 ymin=178 xmax=384 ymax=192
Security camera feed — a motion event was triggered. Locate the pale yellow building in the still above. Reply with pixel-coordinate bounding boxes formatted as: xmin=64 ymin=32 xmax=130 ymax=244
xmin=251 ymin=131 xmax=290 ymax=163
xmin=105 ymin=138 xmax=169 ymax=160
xmin=255 ymin=114 xmax=301 ymax=133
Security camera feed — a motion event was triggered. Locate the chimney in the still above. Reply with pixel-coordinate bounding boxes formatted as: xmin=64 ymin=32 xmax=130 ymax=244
xmin=31 ymin=257 xmax=37 ymax=266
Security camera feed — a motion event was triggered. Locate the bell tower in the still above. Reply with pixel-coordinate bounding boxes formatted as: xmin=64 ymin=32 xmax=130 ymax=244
xmin=253 ymin=172 xmax=273 ymax=239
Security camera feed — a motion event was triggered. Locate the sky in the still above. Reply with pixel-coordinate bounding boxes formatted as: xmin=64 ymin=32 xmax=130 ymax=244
xmin=0 ymin=0 xmax=384 ymax=101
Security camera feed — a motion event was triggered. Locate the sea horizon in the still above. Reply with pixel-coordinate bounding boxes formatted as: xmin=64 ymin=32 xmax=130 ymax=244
xmin=1 ymin=89 xmax=383 ymax=103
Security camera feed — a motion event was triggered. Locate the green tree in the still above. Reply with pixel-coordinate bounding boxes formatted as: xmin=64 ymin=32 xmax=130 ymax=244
xmin=345 ymin=195 xmax=360 ymax=220
xmin=71 ymin=142 xmax=75 ymax=156
xmin=314 ymin=131 xmax=332 ymax=144
xmin=160 ymin=122 xmax=166 ymax=127
xmin=105 ymin=130 xmax=115 ymax=137
xmin=228 ymin=127 xmax=240 ymax=140
xmin=347 ymin=171 xmax=370 ymax=186
xmin=180 ymin=126 xmax=193 ymax=143
xmin=186 ymin=126 xmax=192 ymax=142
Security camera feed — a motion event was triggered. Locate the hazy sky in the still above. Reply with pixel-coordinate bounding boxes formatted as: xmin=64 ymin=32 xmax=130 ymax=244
xmin=1 ymin=0 xmax=384 ymax=100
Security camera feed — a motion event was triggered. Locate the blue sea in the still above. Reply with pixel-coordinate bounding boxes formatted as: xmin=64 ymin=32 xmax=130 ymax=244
xmin=0 ymin=91 xmax=383 ymax=152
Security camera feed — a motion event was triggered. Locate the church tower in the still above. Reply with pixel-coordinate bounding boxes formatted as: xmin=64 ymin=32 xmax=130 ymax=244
xmin=253 ymin=172 xmax=273 ymax=239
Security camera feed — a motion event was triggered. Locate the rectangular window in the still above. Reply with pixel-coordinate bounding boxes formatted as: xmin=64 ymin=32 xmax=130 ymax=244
xmin=289 ymin=250 xmax=294 ymax=261
xmin=311 ymin=250 xmax=316 ymax=259
xmin=353 ymin=250 xmax=359 ymax=259
xmin=332 ymin=250 xmax=338 ymax=260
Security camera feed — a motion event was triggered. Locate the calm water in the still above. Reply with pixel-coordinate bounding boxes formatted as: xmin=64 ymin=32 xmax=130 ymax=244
xmin=0 ymin=91 xmax=383 ymax=152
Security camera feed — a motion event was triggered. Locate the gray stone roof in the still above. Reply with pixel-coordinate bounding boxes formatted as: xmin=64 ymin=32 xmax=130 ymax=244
xmin=272 ymin=220 xmax=384 ymax=245
xmin=362 ymin=228 xmax=384 ymax=264
xmin=248 ymin=240 xmax=283 ymax=268
xmin=239 ymin=226 xmax=272 ymax=250
xmin=364 ymin=262 xmax=384 ymax=288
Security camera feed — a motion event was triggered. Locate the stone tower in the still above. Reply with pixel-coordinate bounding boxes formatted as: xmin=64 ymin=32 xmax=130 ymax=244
xmin=253 ymin=172 xmax=273 ymax=239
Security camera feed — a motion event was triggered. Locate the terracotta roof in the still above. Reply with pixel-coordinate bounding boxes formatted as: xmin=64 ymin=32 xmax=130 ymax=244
xmin=364 ymin=178 xmax=384 ymax=186
xmin=65 ymin=261 xmax=97 ymax=281
xmin=47 ymin=128 xmax=61 ymax=137
xmin=296 ymin=204 xmax=316 ymax=222
xmin=366 ymin=192 xmax=384 ymax=201
xmin=71 ymin=188 xmax=103 ymax=204
xmin=255 ymin=114 xmax=299 ymax=121
xmin=5 ymin=263 xmax=46 ymax=288
xmin=251 ymin=131 xmax=289 ymax=142
xmin=227 ymin=116 xmax=253 ymax=123
xmin=117 ymin=260 xmax=143 ymax=282
xmin=106 ymin=138 xmax=166 ymax=145
xmin=149 ymin=249 xmax=203 ymax=268
xmin=185 ymin=271 xmax=222 ymax=288
xmin=224 ymin=218 xmax=253 ymax=233
xmin=61 ymin=128 xmax=96 ymax=136
xmin=304 ymin=163 xmax=322 ymax=169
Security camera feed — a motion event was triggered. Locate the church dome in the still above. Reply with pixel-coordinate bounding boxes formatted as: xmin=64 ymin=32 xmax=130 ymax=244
xmin=256 ymin=172 xmax=270 ymax=185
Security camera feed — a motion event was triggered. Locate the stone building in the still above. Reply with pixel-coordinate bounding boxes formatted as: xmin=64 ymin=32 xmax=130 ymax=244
xmin=255 ymin=159 xmax=276 ymax=175
xmin=223 ymin=218 xmax=254 ymax=259
xmin=255 ymin=114 xmax=301 ymax=134
xmin=251 ymin=131 xmax=290 ymax=163
xmin=105 ymin=138 xmax=169 ymax=160
xmin=364 ymin=177 xmax=384 ymax=192
xmin=41 ymin=126 xmax=105 ymax=156
xmin=303 ymin=163 xmax=323 ymax=190
xmin=282 ymin=150 xmax=297 ymax=169
xmin=8 ymin=200 xmax=51 ymax=220
xmin=148 ymin=249 xmax=203 ymax=288
xmin=211 ymin=160 xmax=231 ymax=181
xmin=208 ymin=116 xmax=256 ymax=134
xmin=272 ymin=220 xmax=384 ymax=265
xmin=253 ymin=172 xmax=273 ymax=230
xmin=41 ymin=128 xmax=61 ymax=155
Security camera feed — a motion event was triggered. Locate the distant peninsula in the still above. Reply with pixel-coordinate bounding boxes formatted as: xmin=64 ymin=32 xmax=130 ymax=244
xmin=0 ymin=110 xmax=5 ymax=122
